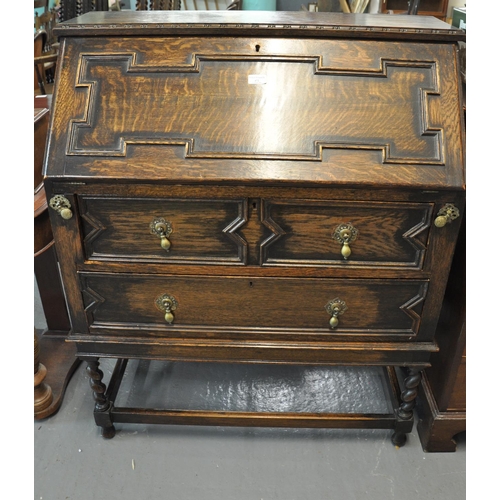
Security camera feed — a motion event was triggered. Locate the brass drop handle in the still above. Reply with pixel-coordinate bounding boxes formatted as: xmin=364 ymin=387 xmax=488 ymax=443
xmin=163 ymin=299 xmax=175 ymax=323
xmin=49 ymin=195 xmax=73 ymax=220
xmin=150 ymin=217 xmax=172 ymax=251
xmin=333 ymin=223 xmax=358 ymax=260
xmin=325 ymin=298 xmax=347 ymax=329
xmin=434 ymin=204 xmax=460 ymax=227
xmin=155 ymin=294 xmax=178 ymax=324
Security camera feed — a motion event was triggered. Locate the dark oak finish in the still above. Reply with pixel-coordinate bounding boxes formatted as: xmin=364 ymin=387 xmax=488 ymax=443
xmin=44 ymin=11 xmax=465 ymax=442
xmin=54 ymin=10 xmax=465 ymax=41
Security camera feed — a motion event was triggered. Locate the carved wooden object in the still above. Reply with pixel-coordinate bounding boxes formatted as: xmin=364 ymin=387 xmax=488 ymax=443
xmin=34 ymin=330 xmax=53 ymax=415
xmin=44 ymin=11 xmax=465 ymax=443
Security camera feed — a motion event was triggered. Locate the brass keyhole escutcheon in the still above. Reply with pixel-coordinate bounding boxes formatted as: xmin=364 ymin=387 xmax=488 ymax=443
xmin=333 ymin=223 xmax=358 ymax=260
xmin=325 ymin=298 xmax=347 ymax=329
xmin=150 ymin=217 xmax=173 ymax=251
xmin=49 ymin=195 xmax=73 ymax=220
xmin=434 ymin=204 xmax=460 ymax=227
xmin=155 ymin=294 xmax=178 ymax=324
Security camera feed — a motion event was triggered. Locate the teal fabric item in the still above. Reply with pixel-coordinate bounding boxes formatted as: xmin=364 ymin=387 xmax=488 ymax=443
xmin=242 ymin=0 xmax=276 ymax=10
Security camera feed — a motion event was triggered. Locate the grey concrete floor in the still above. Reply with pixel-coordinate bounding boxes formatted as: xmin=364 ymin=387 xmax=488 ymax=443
xmin=34 ymin=280 xmax=465 ymax=500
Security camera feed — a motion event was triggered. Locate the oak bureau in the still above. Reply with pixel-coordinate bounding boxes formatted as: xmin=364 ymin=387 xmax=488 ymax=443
xmin=44 ymin=10 xmax=466 ymax=445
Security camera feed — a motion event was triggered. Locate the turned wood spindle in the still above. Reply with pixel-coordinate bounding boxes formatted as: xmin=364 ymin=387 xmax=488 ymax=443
xmin=34 ymin=330 xmax=53 ymax=415
xmin=86 ymin=359 xmax=116 ymax=438
xmin=391 ymin=368 xmax=423 ymax=447
xmin=86 ymin=359 xmax=111 ymax=412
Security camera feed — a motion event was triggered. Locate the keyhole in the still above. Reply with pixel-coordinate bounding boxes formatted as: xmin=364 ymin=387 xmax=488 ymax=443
xmin=255 ymin=45 xmax=260 ymax=52
xmin=249 ymin=281 xmax=253 ymax=287
xmin=252 ymin=201 xmax=257 ymax=210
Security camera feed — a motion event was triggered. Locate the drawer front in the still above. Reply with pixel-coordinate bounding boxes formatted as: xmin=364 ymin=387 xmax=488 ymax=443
xmin=79 ymin=196 xmax=247 ymax=265
xmin=261 ymin=200 xmax=433 ymax=269
xmin=80 ymin=273 xmax=428 ymax=341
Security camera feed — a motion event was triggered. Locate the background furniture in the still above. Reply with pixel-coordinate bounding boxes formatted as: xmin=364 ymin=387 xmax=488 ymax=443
xmin=34 ymin=32 xmax=59 ymax=95
xmin=34 ymin=95 xmax=81 ymax=419
xmin=136 ymin=0 xmax=182 ymax=9
xmin=34 ymin=1 xmax=59 ymax=93
xmin=381 ymin=0 xmax=449 ymax=20
xmin=56 ymin=0 xmax=108 ymax=22
xmin=34 ymin=30 xmax=48 ymax=94
xmin=45 ymin=11 xmax=465 ymax=442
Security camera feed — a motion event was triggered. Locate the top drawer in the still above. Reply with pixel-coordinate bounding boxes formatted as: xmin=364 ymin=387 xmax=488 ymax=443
xmin=79 ymin=196 xmax=247 ymax=265
xmin=261 ymin=199 xmax=434 ymax=269
xmin=78 ymin=193 xmax=436 ymax=270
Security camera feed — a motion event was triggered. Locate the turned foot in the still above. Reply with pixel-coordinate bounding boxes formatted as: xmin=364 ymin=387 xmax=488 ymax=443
xmin=86 ymin=359 xmax=115 ymax=438
xmin=391 ymin=431 xmax=407 ymax=447
xmin=101 ymin=424 xmax=116 ymax=439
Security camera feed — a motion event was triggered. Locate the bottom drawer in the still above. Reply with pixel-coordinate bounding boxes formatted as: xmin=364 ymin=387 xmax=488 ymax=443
xmin=80 ymin=273 xmax=428 ymax=341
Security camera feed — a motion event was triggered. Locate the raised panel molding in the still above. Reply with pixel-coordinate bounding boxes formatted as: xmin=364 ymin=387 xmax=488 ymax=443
xmin=400 ymin=282 xmax=429 ymax=335
xmin=68 ymin=52 xmax=443 ymax=164
xmin=81 ymin=284 xmax=106 ymax=325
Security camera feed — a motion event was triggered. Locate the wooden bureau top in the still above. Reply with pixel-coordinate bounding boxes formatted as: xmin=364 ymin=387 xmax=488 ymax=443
xmin=54 ymin=10 xmax=465 ymax=42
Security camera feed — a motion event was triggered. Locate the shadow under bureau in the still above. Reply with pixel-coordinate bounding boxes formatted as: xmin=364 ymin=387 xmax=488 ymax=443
xmin=44 ymin=10 xmax=466 ymax=445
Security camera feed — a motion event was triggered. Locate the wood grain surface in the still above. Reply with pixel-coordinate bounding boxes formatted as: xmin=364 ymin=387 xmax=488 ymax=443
xmin=46 ymin=36 xmax=464 ymax=189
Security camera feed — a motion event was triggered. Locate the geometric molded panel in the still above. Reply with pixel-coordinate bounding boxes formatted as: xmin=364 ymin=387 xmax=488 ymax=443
xmin=81 ymin=285 xmax=106 ymax=325
xmin=399 ymin=282 xmax=429 ymax=335
xmin=69 ymin=53 xmax=443 ymax=164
